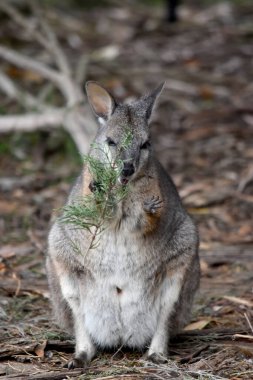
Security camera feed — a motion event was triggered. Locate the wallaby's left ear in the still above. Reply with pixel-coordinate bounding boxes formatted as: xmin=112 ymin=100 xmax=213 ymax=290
xmin=140 ymin=82 xmax=165 ymax=121
xmin=85 ymin=81 xmax=116 ymax=120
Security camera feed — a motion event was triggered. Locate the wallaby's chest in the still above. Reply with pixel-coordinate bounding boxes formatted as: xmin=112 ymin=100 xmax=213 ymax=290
xmin=84 ymin=198 xmax=152 ymax=274
xmin=85 ymin=225 xmax=152 ymax=278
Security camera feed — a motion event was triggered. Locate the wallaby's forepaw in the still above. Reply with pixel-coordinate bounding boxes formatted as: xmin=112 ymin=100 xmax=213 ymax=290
xmin=143 ymin=196 xmax=163 ymax=214
xmin=143 ymin=352 xmax=168 ymax=364
xmin=65 ymin=352 xmax=90 ymax=369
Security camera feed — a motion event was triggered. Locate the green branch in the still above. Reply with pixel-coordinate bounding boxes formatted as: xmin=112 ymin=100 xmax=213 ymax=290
xmin=60 ymin=129 xmax=133 ymax=257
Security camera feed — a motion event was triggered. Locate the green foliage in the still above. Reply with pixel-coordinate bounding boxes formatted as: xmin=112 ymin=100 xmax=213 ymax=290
xmin=61 ymin=132 xmax=133 ymax=253
xmin=62 ymin=150 xmax=127 ymax=229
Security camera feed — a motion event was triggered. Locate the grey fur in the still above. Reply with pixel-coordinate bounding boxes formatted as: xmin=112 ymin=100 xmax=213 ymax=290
xmin=46 ymin=82 xmax=200 ymax=368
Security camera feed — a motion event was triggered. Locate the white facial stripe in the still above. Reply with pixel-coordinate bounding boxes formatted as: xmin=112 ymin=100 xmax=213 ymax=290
xmin=98 ymin=117 xmax=106 ymax=126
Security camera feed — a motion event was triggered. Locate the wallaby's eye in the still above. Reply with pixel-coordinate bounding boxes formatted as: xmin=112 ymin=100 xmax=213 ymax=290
xmin=106 ymin=137 xmax=117 ymax=147
xmin=140 ymin=141 xmax=151 ymax=150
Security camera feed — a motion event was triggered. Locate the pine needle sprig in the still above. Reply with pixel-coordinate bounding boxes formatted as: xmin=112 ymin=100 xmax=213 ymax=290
xmin=60 ymin=130 xmax=133 ymax=257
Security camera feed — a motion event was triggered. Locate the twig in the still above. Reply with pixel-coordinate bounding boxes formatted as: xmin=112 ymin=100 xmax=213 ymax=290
xmin=37 ymin=83 xmax=54 ymax=103
xmin=0 ymin=2 xmax=49 ymax=49
xmin=85 ymin=375 xmax=145 ymax=380
xmin=2 ymin=370 xmax=82 ymax=380
xmin=0 ymin=1 xmax=70 ymax=78
xmin=75 ymin=53 xmax=88 ymax=84
xmin=0 ymin=45 xmax=63 ymax=89
xmin=244 ymin=312 xmax=253 ymax=334
xmin=0 ymin=1 xmax=96 ymax=154
xmin=233 ymin=334 xmax=253 ymax=341
xmin=29 ymin=1 xmax=71 ymax=76
xmin=12 ymin=273 xmax=21 ymax=297
xmin=62 ymin=112 xmax=94 ymax=154
xmin=0 ymin=110 xmax=65 ymax=132
xmin=111 ymin=342 xmax=125 ymax=360
xmin=0 ymin=69 xmax=18 ymax=98
xmin=0 ymin=3 xmax=76 ymax=100
xmin=83 ymin=187 xmax=115 ymax=258
xmin=0 ymin=69 xmax=47 ymax=110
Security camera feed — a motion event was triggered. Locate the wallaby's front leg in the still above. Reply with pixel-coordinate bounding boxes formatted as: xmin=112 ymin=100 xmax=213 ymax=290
xmin=139 ymin=195 xmax=163 ymax=235
xmin=59 ymin=271 xmax=96 ymax=368
xmin=146 ymin=273 xmax=183 ymax=363
xmin=143 ymin=196 xmax=163 ymax=214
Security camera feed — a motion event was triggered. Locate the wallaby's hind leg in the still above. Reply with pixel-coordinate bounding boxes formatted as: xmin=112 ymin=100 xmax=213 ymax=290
xmin=146 ymin=273 xmax=183 ymax=363
xmin=146 ymin=252 xmax=199 ymax=364
xmin=47 ymin=256 xmax=96 ymax=368
xmin=170 ymin=255 xmax=200 ymax=337
xmin=46 ymin=256 xmax=73 ymax=333
xmin=58 ymin=270 xmax=96 ymax=368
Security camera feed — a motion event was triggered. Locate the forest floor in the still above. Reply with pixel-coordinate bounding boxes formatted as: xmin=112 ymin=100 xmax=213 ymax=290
xmin=0 ymin=1 xmax=253 ymax=379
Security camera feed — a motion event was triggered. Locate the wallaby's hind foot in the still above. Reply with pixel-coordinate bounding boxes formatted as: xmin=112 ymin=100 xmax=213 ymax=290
xmin=142 ymin=351 xmax=168 ymax=364
xmin=65 ymin=352 xmax=90 ymax=369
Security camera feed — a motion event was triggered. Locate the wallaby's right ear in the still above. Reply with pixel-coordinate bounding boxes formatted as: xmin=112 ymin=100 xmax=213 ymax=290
xmin=85 ymin=81 xmax=116 ymax=120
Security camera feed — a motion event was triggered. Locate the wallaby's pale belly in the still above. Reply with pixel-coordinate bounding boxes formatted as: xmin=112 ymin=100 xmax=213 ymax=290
xmin=82 ymin=230 xmax=161 ymax=348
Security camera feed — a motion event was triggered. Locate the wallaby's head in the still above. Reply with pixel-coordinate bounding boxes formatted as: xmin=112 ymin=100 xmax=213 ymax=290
xmin=86 ymin=81 xmax=164 ymax=184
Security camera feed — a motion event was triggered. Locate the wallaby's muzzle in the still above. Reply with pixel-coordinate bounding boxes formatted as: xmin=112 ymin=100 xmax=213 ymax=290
xmin=122 ymin=163 xmax=135 ymax=177
xmin=120 ymin=163 xmax=135 ymax=185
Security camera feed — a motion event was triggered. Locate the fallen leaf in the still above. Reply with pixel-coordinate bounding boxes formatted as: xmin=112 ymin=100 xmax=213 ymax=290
xmin=236 ymin=345 xmax=253 ymax=358
xmin=0 ymin=246 xmax=16 ymax=259
xmin=223 ymin=296 xmax=253 ymax=308
xmin=199 ymin=85 xmax=214 ymax=100
xmin=238 ymin=224 xmax=252 ymax=237
xmin=6 ymin=67 xmax=43 ymax=83
xmin=0 ymin=263 xmax=6 ymax=273
xmin=0 ymin=200 xmax=18 ymax=214
xmin=184 ymin=319 xmax=211 ymax=331
xmin=187 ymin=207 xmax=211 ymax=215
xmin=91 ymin=45 xmax=120 ymax=61
xmin=233 ymin=334 xmax=253 ymax=341
xmin=34 ymin=340 xmax=47 ymax=358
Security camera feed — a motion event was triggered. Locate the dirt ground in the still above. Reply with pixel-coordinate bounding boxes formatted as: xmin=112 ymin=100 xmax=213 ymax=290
xmin=0 ymin=1 xmax=253 ymax=379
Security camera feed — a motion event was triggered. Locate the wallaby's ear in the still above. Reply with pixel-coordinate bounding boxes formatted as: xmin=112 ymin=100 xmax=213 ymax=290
xmin=85 ymin=81 xmax=116 ymax=120
xmin=140 ymin=82 xmax=165 ymax=121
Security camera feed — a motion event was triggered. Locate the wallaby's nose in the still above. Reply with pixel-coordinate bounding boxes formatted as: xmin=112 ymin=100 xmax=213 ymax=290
xmin=122 ymin=163 xmax=135 ymax=177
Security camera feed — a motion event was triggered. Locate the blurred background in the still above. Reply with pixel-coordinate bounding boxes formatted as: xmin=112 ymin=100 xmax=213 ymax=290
xmin=0 ymin=0 xmax=253 ymax=378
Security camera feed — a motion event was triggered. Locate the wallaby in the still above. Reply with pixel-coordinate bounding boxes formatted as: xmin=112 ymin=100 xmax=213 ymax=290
xmin=47 ymin=82 xmax=200 ymax=369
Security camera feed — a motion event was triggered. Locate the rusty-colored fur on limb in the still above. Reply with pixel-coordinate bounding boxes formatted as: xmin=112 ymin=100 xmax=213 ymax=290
xmin=82 ymin=167 xmax=93 ymax=197
xmin=47 ymin=81 xmax=200 ymax=369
